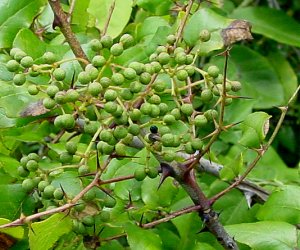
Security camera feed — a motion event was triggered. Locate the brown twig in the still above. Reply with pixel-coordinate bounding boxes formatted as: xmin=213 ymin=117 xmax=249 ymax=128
xmin=102 ymin=0 xmax=116 ymax=36
xmin=49 ymin=0 xmax=89 ymax=69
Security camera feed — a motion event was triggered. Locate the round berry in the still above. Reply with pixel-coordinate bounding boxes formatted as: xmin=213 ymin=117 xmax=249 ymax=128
xmin=159 ymin=103 xmax=169 ymax=115
xmin=207 ymin=65 xmax=219 ymax=78
xmin=110 ymin=43 xmax=124 ymax=56
xmin=14 ymin=50 xmax=27 ymax=61
xmin=27 ymin=85 xmax=39 ymax=95
xmin=6 ymin=60 xmax=20 ymax=72
xmin=104 ymin=89 xmax=117 ymax=101
xmin=129 ymin=81 xmax=142 ymax=93
xmin=18 ymin=166 xmax=29 ymax=177
xmin=82 ymin=215 xmax=95 ymax=227
xmin=171 ymin=108 xmax=181 ymax=119
xmin=26 ymin=160 xmax=38 ymax=172
xmin=185 ymin=142 xmax=196 ymax=154
xmin=22 ymin=179 xmax=35 ymax=192
xmin=43 ymin=97 xmax=56 ymax=109
xmin=88 ymin=81 xmax=102 ymax=97
xmin=99 ymin=211 xmax=111 ymax=222
xmin=194 ymin=115 xmax=208 ymax=127
xmin=43 ymin=185 xmax=55 ymax=199
xmin=139 ymin=72 xmax=151 ymax=85
xmin=54 ymin=188 xmax=64 ymax=200
xmin=163 ymin=150 xmax=176 ymax=162
xmin=231 ymin=81 xmax=242 ymax=92
xmin=134 ymin=168 xmax=146 ymax=181
xmin=46 ymin=85 xmax=60 ymax=98
xmin=201 ymin=89 xmax=213 ymax=103
xmin=78 ymin=71 xmax=91 ymax=85
xmin=42 ymin=52 xmax=56 ymax=64
xmin=128 ymin=62 xmax=144 ymax=75
xmin=65 ymin=89 xmax=80 ymax=102
xmin=148 ymin=94 xmax=161 ymax=104
xmin=54 ymin=92 xmax=66 ymax=104
xmin=89 ymin=39 xmax=102 ymax=52
xmin=140 ymin=102 xmax=152 ymax=115
xmin=92 ymin=55 xmax=106 ymax=67
xmin=204 ymin=109 xmax=218 ymax=121
xmin=180 ymin=103 xmax=194 ymax=116
xmin=111 ymin=73 xmax=125 ymax=85
xmin=123 ymin=68 xmax=137 ymax=80
xmin=84 ymin=121 xmax=99 ymax=134
xmin=13 ymin=74 xmax=26 ymax=86
xmin=200 ymin=29 xmax=211 ymax=42
xmin=113 ymin=126 xmax=128 ymax=140
xmin=161 ymin=133 xmax=175 ymax=147
xmin=10 ymin=48 xmax=22 ymax=58
xmin=85 ymin=65 xmax=99 ymax=81
xmin=53 ymin=68 xmax=66 ymax=81
xmin=120 ymin=33 xmax=134 ymax=48
xmin=150 ymin=104 xmax=160 ymax=118
xmin=100 ymin=76 xmax=111 ymax=88
xmin=115 ymin=142 xmax=126 ymax=156
xmin=167 ymin=34 xmax=176 ymax=45
xmin=20 ymin=56 xmax=33 ymax=68
xmin=129 ymin=109 xmax=141 ymax=121
xmin=38 ymin=180 xmax=49 ymax=192
xmin=60 ymin=152 xmax=73 ymax=163
xmin=100 ymin=130 xmax=113 ymax=143
xmin=191 ymin=138 xmax=203 ymax=150
xmin=152 ymin=80 xmax=166 ymax=92
xmin=163 ymin=114 xmax=176 ymax=125
xmin=100 ymin=35 xmax=113 ymax=48
xmin=78 ymin=165 xmax=90 ymax=175
xmin=175 ymin=52 xmax=187 ymax=65
xmin=128 ymin=124 xmax=140 ymax=136
xmin=157 ymin=52 xmax=170 ymax=65
xmin=104 ymin=101 xmax=117 ymax=113
xmin=176 ymin=69 xmax=188 ymax=81
xmin=146 ymin=167 xmax=159 ymax=179
xmin=66 ymin=141 xmax=77 ymax=154
xmin=55 ymin=114 xmax=75 ymax=129
xmin=151 ymin=61 xmax=162 ymax=73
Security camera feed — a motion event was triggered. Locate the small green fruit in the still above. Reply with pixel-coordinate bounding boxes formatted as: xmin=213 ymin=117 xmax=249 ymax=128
xmin=104 ymin=89 xmax=118 ymax=101
xmin=139 ymin=72 xmax=151 ymax=85
xmin=99 ymin=211 xmax=110 ymax=222
xmin=54 ymin=188 xmax=64 ymax=200
xmin=134 ymin=168 xmax=146 ymax=181
xmin=89 ymin=39 xmax=102 ymax=52
xmin=42 ymin=52 xmax=56 ymax=64
xmin=194 ymin=115 xmax=208 ymax=127
xmin=27 ymin=85 xmax=39 ymax=95
xmin=191 ymin=138 xmax=203 ymax=150
xmin=38 ymin=180 xmax=49 ymax=192
xmin=176 ymin=69 xmax=188 ymax=81
xmin=123 ymin=68 xmax=137 ymax=80
xmin=100 ymin=130 xmax=113 ymax=142
xmin=110 ymin=43 xmax=124 ymax=56
xmin=199 ymin=29 xmax=211 ymax=42
xmin=100 ymin=35 xmax=113 ymax=48
xmin=92 ymin=55 xmax=106 ymax=67
xmin=78 ymin=71 xmax=91 ymax=85
xmin=129 ymin=109 xmax=141 ymax=121
xmin=53 ymin=68 xmax=66 ymax=81
xmin=201 ymin=89 xmax=213 ymax=103
xmin=6 ymin=60 xmax=20 ymax=72
xmin=100 ymin=77 xmax=111 ymax=88
xmin=82 ymin=215 xmax=95 ymax=227
xmin=22 ymin=179 xmax=35 ymax=192
xmin=104 ymin=101 xmax=118 ymax=113
xmin=46 ymin=85 xmax=60 ymax=98
xmin=43 ymin=97 xmax=56 ymax=109
xmin=88 ymin=81 xmax=102 ymax=97
xmin=17 ymin=166 xmax=29 ymax=177
xmin=13 ymin=74 xmax=26 ymax=86
xmin=157 ymin=52 xmax=170 ymax=65
xmin=78 ymin=165 xmax=90 ymax=175
xmin=26 ymin=160 xmax=38 ymax=172
xmin=180 ymin=103 xmax=194 ymax=116
xmin=120 ymin=33 xmax=134 ymax=48
xmin=146 ymin=167 xmax=159 ymax=178
xmin=207 ymin=65 xmax=219 ymax=78
xmin=103 ymin=196 xmax=116 ymax=208
xmin=20 ymin=56 xmax=34 ymax=68
xmin=161 ymin=133 xmax=175 ymax=147
xmin=111 ymin=73 xmax=125 ymax=85
xmin=113 ymin=126 xmax=128 ymax=140
xmin=163 ymin=114 xmax=176 ymax=125
xmin=128 ymin=124 xmax=140 ymax=136
xmin=60 ymin=152 xmax=73 ymax=163
xmin=65 ymin=89 xmax=80 ymax=102
xmin=43 ymin=185 xmax=55 ymax=199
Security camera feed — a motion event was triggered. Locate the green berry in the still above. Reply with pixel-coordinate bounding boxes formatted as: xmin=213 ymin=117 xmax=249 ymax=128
xmin=129 ymin=109 xmax=141 ymax=121
xmin=100 ymin=130 xmax=113 ymax=142
xmin=88 ymin=81 xmax=102 ymax=97
xmin=53 ymin=68 xmax=66 ymax=81
xmin=92 ymin=55 xmax=106 ymax=67
xmin=78 ymin=165 xmax=90 ymax=175
xmin=43 ymin=97 xmax=56 ymax=109
xmin=60 ymin=152 xmax=73 ymax=163
xmin=129 ymin=81 xmax=142 ymax=93
xmin=115 ymin=142 xmax=126 ymax=156
xmin=54 ymin=114 xmax=75 ymax=129
xmin=146 ymin=167 xmax=158 ymax=179
xmin=27 ymin=84 xmax=39 ymax=95
xmin=175 ymin=52 xmax=187 ymax=65
xmin=17 ymin=166 xmax=29 ymax=177
xmin=104 ymin=101 xmax=118 ymax=113
xmin=22 ymin=179 xmax=35 ymax=192
xmin=156 ymin=46 xmax=167 ymax=54
xmin=128 ymin=62 xmax=144 ymax=75
xmin=174 ymin=47 xmax=185 ymax=54
xmin=66 ymin=141 xmax=77 ymax=154
xmin=157 ymin=52 xmax=170 ymax=65
xmin=159 ymin=103 xmax=168 ymax=115
xmin=120 ymin=33 xmax=134 ymax=48
xmin=13 ymin=73 xmax=26 ymax=86
xmin=148 ymin=94 xmax=161 ymax=105
xmin=83 ymin=189 xmax=96 ymax=201
xmin=10 ymin=48 xmax=22 ymax=57
xmin=104 ymin=89 xmax=117 ymax=101
xmin=26 ymin=160 xmax=38 ymax=172
xmin=167 ymin=34 xmax=176 ymax=45
xmin=113 ymin=126 xmax=128 ymax=140
xmin=110 ymin=43 xmax=124 ymax=56
xmin=38 ymin=180 xmax=49 ymax=192
xmin=43 ymin=185 xmax=55 ymax=199
xmin=42 ymin=52 xmax=56 ymax=64
xmin=55 ymin=91 xmax=67 ymax=105
xmin=171 ymin=108 xmax=181 ymax=119
xmin=204 ymin=109 xmax=218 ymax=121
xmin=46 ymin=85 xmax=60 ymax=98
xmin=54 ymin=188 xmax=64 ymax=200
xmin=185 ymin=142 xmax=196 ymax=154
xmin=207 ymin=65 xmax=219 ymax=78
xmin=150 ymin=104 xmax=160 ymax=118
xmin=225 ymin=97 xmax=233 ymax=106
xmin=100 ymin=35 xmax=113 ymax=48
xmin=85 ymin=65 xmax=99 ymax=80
xmin=20 ymin=56 xmax=33 ymax=68
xmin=161 ymin=133 xmax=175 ymax=147
xmin=194 ymin=115 xmax=208 ymax=127
xmin=201 ymin=89 xmax=213 ymax=103
xmin=111 ymin=73 xmax=125 ymax=85
xmin=134 ymin=168 xmax=146 ymax=181
xmin=89 ymin=39 xmax=102 ymax=52
xmin=74 ymin=201 xmax=86 ymax=212
xmin=103 ymin=196 xmax=116 ymax=208
xmin=65 ymin=89 xmax=80 ymax=102
xmin=99 ymin=211 xmax=110 ymax=222
xmin=78 ymin=71 xmax=91 ymax=85
xmin=151 ymin=61 xmax=162 ymax=73
xmin=191 ymin=138 xmax=203 ymax=150
xmin=140 ymin=102 xmax=152 ymax=115
xmin=123 ymin=68 xmax=137 ymax=80
xmin=84 ymin=121 xmax=99 ymax=134
xmin=27 ymin=153 xmax=39 ymax=161
xmin=199 ymin=29 xmax=211 ymax=42
xmin=180 ymin=103 xmax=194 ymax=116
xmin=160 ymin=126 xmax=171 ymax=135
xmin=176 ymin=69 xmax=188 ymax=81
xmin=231 ymin=81 xmax=242 ymax=92
xmin=128 ymin=124 xmax=140 ymax=136
xmin=139 ymin=72 xmax=152 ymax=85
xmin=152 ymin=80 xmax=166 ymax=92
xmin=186 ymin=54 xmax=194 ymax=65
xmin=100 ymin=77 xmax=111 ymax=88
xmin=163 ymin=150 xmax=176 ymax=162
xmin=6 ymin=60 xmax=20 ymax=72
xmin=163 ymin=114 xmax=176 ymax=125
xmin=14 ymin=50 xmax=27 ymax=61
xmin=98 ymin=141 xmax=114 ymax=154
xmin=82 ymin=215 xmax=95 ymax=227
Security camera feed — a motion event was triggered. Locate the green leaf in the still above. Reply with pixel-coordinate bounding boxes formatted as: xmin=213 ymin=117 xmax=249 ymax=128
xmin=257 ymin=185 xmax=300 ymax=224
xmin=88 ymin=0 xmax=133 ymax=38
xmin=267 ymin=52 xmax=298 ymax=103
xmin=231 ymin=7 xmax=300 ymax=47
xmin=0 ymin=154 xmax=20 ymax=178
xmin=225 ymin=221 xmax=299 ymax=250
xmin=220 ymin=153 xmax=243 ymax=181
xmin=0 ymin=0 xmax=47 ymax=48
xmin=137 ymin=16 xmax=169 ymax=41
xmin=136 ymin=0 xmax=173 ymax=15
xmin=71 ymin=0 xmax=90 ymax=31
xmin=125 ymin=223 xmax=162 ymax=250
xmin=239 ymin=112 xmax=271 ymax=148
xmin=183 ymin=8 xmax=232 ymax=51
xmin=29 ymin=213 xmax=72 ymax=250
xmin=0 ymin=218 xmax=24 ymax=239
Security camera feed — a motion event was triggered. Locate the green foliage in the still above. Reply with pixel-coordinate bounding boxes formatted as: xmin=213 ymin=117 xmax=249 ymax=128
xmin=0 ymin=0 xmax=299 ymax=249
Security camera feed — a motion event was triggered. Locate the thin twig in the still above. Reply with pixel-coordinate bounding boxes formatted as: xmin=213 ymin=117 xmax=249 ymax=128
xmin=102 ymin=0 xmax=116 ymax=36
xmin=48 ymin=0 xmax=89 ymax=69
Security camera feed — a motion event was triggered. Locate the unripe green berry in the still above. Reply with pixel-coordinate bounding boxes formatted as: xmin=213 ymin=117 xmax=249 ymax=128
xmin=43 ymin=185 xmax=55 ymax=199
xmin=152 ymin=80 xmax=166 ymax=92
xmin=20 ymin=56 xmax=33 ymax=68
xmin=159 ymin=103 xmax=169 ymax=115
xmin=201 ymin=89 xmax=213 ymax=103
xmin=225 ymin=97 xmax=233 ymax=106
xmin=175 ymin=52 xmax=187 ymax=65
xmin=113 ymin=126 xmax=128 ymax=140
xmin=53 ymin=92 xmax=65 ymax=104
xmin=54 ymin=114 xmax=75 ymax=129
xmin=120 ymin=88 xmax=133 ymax=101
xmin=54 ymin=188 xmax=64 ymax=200
xmin=89 ymin=39 xmax=103 ymax=52
xmin=104 ymin=101 xmax=118 ymax=113
xmin=128 ymin=62 xmax=144 ymax=75
xmin=18 ymin=166 xmax=29 ymax=177
xmin=161 ymin=133 xmax=175 ymax=147
xmin=129 ymin=81 xmax=142 ymax=93
xmin=129 ymin=109 xmax=141 ymax=121
xmin=139 ymin=72 xmax=151 ymax=85
xmin=88 ymin=81 xmax=102 ymax=97
xmin=100 ymin=211 xmax=110 ymax=222
xmin=6 ymin=60 xmax=20 ymax=72
xmin=78 ymin=71 xmax=91 ymax=85
xmin=199 ymin=29 xmax=211 ymax=42
xmin=157 ymin=52 xmax=170 ymax=65
xmin=207 ymin=65 xmax=219 ymax=78
xmin=65 ymin=89 xmax=80 ymax=102
xmin=104 ymin=89 xmax=117 ymax=101
xmin=42 ymin=52 xmax=56 ymax=64
xmin=43 ymin=97 xmax=56 ymax=109
xmin=98 ymin=141 xmax=114 ymax=154
xmin=53 ymin=68 xmax=66 ymax=81
xmin=82 ymin=215 xmax=95 ymax=227
xmin=10 ymin=48 xmax=22 ymax=57
xmin=22 ymin=179 xmax=35 ymax=192
xmin=191 ymin=138 xmax=203 ymax=150
xmin=204 ymin=109 xmax=218 ymax=121
xmin=66 ymin=141 xmax=77 ymax=154
xmin=163 ymin=150 xmax=176 ymax=162
xmin=194 ymin=115 xmax=208 ymax=127
xmin=176 ymin=69 xmax=188 ymax=81
xmin=46 ymin=85 xmax=59 ymax=98
xmin=150 ymin=61 xmax=162 ymax=73
xmin=128 ymin=124 xmax=140 ymax=136
xmin=84 ymin=121 xmax=99 ymax=134
xmin=100 ymin=130 xmax=113 ymax=143
xmin=123 ymin=68 xmax=137 ymax=80
xmin=14 ymin=50 xmax=27 ymax=61
xmin=92 ymin=55 xmax=106 ymax=67
xmin=26 ymin=160 xmax=38 ymax=172
xmin=78 ymin=165 xmax=90 ymax=175
xmin=134 ymin=168 xmax=146 ymax=181
xmin=110 ymin=43 xmax=124 ymax=56
xmin=150 ymin=104 xmax=160 ymax=118
xmin=231 ymin=81 xmax=242 ymax=92
xmin=111 ymin=73 xmax=125 ymax=85
xmin=163 ymin=114 xmax=176 ymax=125
xmin=27 ymin=84 xmax=39 ymax=95
xmin=140 ymin=102 xmax=152 ymax=115
xmin=146 ymin=167 xmax=159 ymax=179
xmin=115 ymin=142 xmax=126 ymax=156
xmin=185 ymin=142 xmax=196 ymax=154
xmin=100 ymin=77 xmax=111 ymax=88
xmin=60 ymin=152 xmax=73 ymax=163
xmin=180 ymin=103 xmax=194 ymax=116
xmin=120 ymin=33 xmax=134 ymax=48
xmin=167 ymin=34 xmax=176 ymax=45
xmin=171 ymin=108 xmax=181 ymax=120
xmin=38 ymin=180 xmax=49 ymax=192
xmin=148 ymin=94 xmax=161 ymax=104
xmin=85 ymin=64 xmax=99 ymax=81
xmin=13 ymin=73 xmax=26 ymax=86
xmin=100 ymin=35 xmax=113 ymax=48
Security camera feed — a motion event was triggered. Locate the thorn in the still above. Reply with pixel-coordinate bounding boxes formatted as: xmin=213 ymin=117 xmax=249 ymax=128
xmin=139 ymin=213 xmax=144 ymax=226
xmin=70 ymin=71 xmax=76 ymax=89
xmin=157 ymin=163 xmax=174 ymax=190
xmin=98 ymin=186 xmax=113 ymax=197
